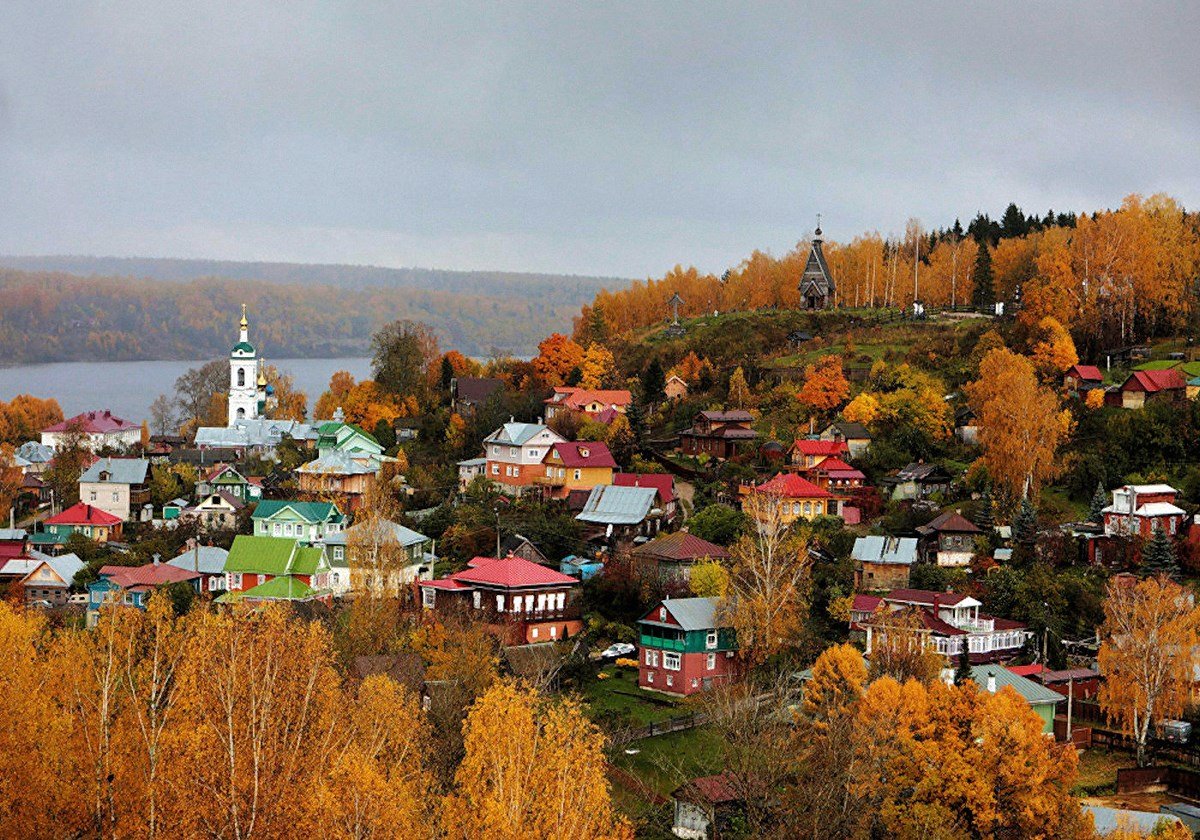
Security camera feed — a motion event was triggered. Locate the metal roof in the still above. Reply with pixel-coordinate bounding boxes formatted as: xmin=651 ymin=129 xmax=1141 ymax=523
xmin=642 ymin=596 xmax=722 ymax=631
xmin=972 ymin=665 xmax=1062 ymax=706
xmin=166 ymin=546 xmax=230 ymax=576
xmin=484 ymin=422 xmax=559 ymax=447
xmin=80 ymin=457 xmax=149 ymax=485
xmin=575 ymin=484 xmax=657 ymax=525
xmin=851 ymin=536 xmax=918 ymax=566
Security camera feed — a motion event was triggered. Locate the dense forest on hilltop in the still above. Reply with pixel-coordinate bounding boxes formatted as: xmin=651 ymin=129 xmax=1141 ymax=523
xmin=0 ymin=262 xmax=618 ymax=361
xmin=577 ymin=195 xmax=1200 ymax=359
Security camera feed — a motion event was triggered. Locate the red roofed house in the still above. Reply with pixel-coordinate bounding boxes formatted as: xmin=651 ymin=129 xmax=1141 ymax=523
xmin=44 ymin=502 xmax=124 ymax=543
xmin=671 ymin=772 xmax=749 ymax=840
xmin=679 ymin=411 xmax=757 ymax=460
xmin=1120 ymin=369 xmax=1187 ymax=409
xmin=788 ymin=438 xmax=849 ymax=470
xmin=809 ymin=457 xmax=866 ymax=494
xmin=741 ymin=472 xmax=834 ymax=525
xmin=543 ymin=387 xmax=632 ymax=422
xmin=536 ymin=441 xmax=616 ymax=499
xmin=1063 ymin=364 xmax=1104 ymax=393
xmin=87 ymin=561 xmax=201 ymax=627
xmin=417 ymin=556 xmax=582 ymax=645
xmin=850 ymin=588 xmax=1032 ymax=664
xmin=613 ymin=473 xmax=678 ymax=525
xmin=41 ymin=410 xmax=142 ymax=451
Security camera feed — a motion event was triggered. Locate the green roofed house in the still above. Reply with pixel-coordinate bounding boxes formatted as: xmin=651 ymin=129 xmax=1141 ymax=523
xmin=252 ymin=499 xmax=344 ymax=543
xmin=217 ymin=534 xmax=331 ymax=605
xmin=971 ymin=665 xmax=1062 ymax=735
xmin=316 ymin=411 xmax=385 ymax=458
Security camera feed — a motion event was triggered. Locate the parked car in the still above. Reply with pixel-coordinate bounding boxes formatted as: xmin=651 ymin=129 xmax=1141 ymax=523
xmin=600 ymin=642 xmax=636 ymax=660
xmin=1160 ymin=720 xmax=1192 ymax=744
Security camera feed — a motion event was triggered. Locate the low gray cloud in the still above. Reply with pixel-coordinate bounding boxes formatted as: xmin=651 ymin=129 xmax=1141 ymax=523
xmin=1 ymin=2 xmax=1197 ymax=278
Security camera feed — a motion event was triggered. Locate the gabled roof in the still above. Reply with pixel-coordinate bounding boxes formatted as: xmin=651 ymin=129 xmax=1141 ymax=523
xmin=454 ymin=376 xmax=505 ymax=404
xmin=44 ymin=410 xmax=138 ymax=434
xmin=798 ymin=234 xmax=835 ymax=295
xmin=851 ymin=536 xmax=918 ymax=566
xmin=754 ymin=473 xmax=830 ymax=499
xmin=972 ymin=666 xmax=1062 ymax=706
xmin=15 ymin=441 xmax=54 ymax=463
xmin=80 ymin=457 xmax=149 ymax=485
xmin=19 ymin=552 xmax=84 ymax=587
xmin=191 ymin=490 xmax=246 ymax=511
xmin=895 ymin=462 xmax=952 ymax=481
xmin=98 ymin=562 xmax=199 ymax=590
xmin=884 ymin=588 xmax=978 ymax=608
xmin=916 ymin=511 xmax=982 ymax=535
xmin=46 ymin=502 xmax=122 ymax=527
xmin=484 ymin=422 xmax=562 ymax=447
xmin=851 ymin=594 xmax=883 ymax=613
xmin=548 ymin=441 xmax=617 ymax=469
xmin=575 ymin=484 xmax=657 ymax=525
xmin=791 ymin=439 xmax=848 ymax=457
xmin=166 ymin=546 xmax=230 ymax=576
xmin=233 ymin=575 xmax=322 ymax=601
xmin=613 ymin=473 xmax=676 ymax=503
xmin=251 ymin=500 xmax=343 ymax=524
xmin=1066 ymin=364 xmax=1103 ymax=382
xmin=633 ymin=531 xmax=730 ymax=562
xmin=445 ymin=555 xmax=577 ymax=588
xmin=323 ymin=520 xmax=429 ymax=549
xmin=640 ymin=596 xmax=723 ymax=631
xmin=825 ymin=421 xmax=872 ymax=440
xmin=673 ymin=773 xmax=744 ymax=805
xmin=296 ymin=450 xmax=380 ymax=476
xmin=205 ymin=464 xmax=246 ymax=483
xmin=1123 ymin=368 xmax=1186 ymax=393
xmin=697 ymin=410 xmax=753 ymax=423
xmin=224 ymin=535 xmax=326 ymax=576
xmin=545 ymin=388 xmax=633 ymax=411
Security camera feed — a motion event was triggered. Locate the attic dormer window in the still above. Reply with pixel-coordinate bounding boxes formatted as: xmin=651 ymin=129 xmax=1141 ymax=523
xmin=99 ymin=472 xmax=110 ymax=481
xmin=579 ymin=448 xmax=589 ymax=457
xmin=659 ymin=607 xmax=666 ymax=621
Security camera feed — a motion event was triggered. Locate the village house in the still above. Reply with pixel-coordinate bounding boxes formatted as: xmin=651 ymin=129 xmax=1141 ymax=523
xmin=671 ymin=773 xmax=748 ymax=840
xmin=679 ymin=410 xmax=757 ymax=459
xmin=315 ymin=415 xmax=384 ymax=458
xmin=321 ymin=519 xmax=435 ymax=595
xmin=196 ymin=464 xmax=257 ymax=503
xmin=482 ymin=421 xmax=567 ymax=495
xmin=295 ymin=451 xmax=382 ymax=510
xmin=851 ymin=589 xmax=1032 ymax=664
xmin=576 ymin=483 xmax=661 ymax=541
xmin=417 ymin=555 xmax=582 ymax=645
xmin=631 ymin=531 xmax=731 ymax=583
xmin=819 ymin=421 xmax=872 ymax=459
xmin=1102 ymin=483 xmax=1187 ymax=538
xmin=743 ymin=472 xmax=834 ymax=525
xmin=194 ymin=418 xmax=315 ymax=456
xmin=78 ymin=457 xmax=150 ymax=522
xmin=19 ymin=552 xmax=84 ymax=607
xmin=251 ymin=500 xmax=345 ymax=543
xmin=853 ymin=535 xmax=918 ymax=591
xmin=456 ymin=457 xmax=488 ymax=490
xmin=495 ymin=534 xmax=551 ymax=566
xmin=181 ymin=491 xmax=246 ymax=531
xmin=543 ymin=387 xmax=632 ymax=422
xmin=87 ymin=562 xmax=201 ymax=627
xmin=451 ymin=376 xmax=505 ymax=417
xmin=42 ymin=410 xmax=141 ymax=451
xmin=808 ymin=457 xmax=866 ymax=495
xmin=664 ymin=374 xmax=689 ymax=401
xmin=218 ymin=534 xmax=332 ymax=605
xmin=638 ymin=597 xmax=740 ymax=697
xmin=916 ymin=510 xmax=983 ymax=567
xmin=44 ymin=502 xmax=123 ymax=543
xmin=537 ymin=440 xmax=616 ymax=499
xmin=788 ymin=437 xmax=849 ymax=470
xmin=968 ymin=666 xmax=1062 ymax=735
xmin=888 ymin=462 xmax=953 ymax=501
xmin=165 ymin=544 xmax=230 ymax=594
xmin=1118 ymin=368 xmax=1187 ymax=409
xmin=615 ymin=473 xmax=675 ymax=520
xmin=1063 ymin=364 xmax=1104 ymax=394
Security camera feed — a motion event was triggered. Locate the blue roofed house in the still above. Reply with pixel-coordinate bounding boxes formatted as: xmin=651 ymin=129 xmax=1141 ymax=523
xmin=252 ymin=500 xmax=345 ymax=543
xmin=576 ymin=484 xmax=660 ymax=541
xmin=17 ymin=552 xmax=84 ymax=607
xmin=321 ymin=519 xmax=435 ymax=595
xmin=853 ymin=535 xmax=918 ymax=591
xmin=166 ymin=543 xmax=231 ymax=595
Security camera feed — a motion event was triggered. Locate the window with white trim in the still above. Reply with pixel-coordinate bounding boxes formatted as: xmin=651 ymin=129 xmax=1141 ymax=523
xmin=473 ymin=591 xmax=482 ymax=609
xmin=229 ymin=573 xmax=242 ymax=589
xmin=573 ymin=469 xmax=582 ymax=481
xmin=491 ymin=463 xmax=499 ymax=475
xmin=666 ymin=674 xmax=674 ymax=687
xmin=707 ymin=653 xmax=716 ymax=670
xmin=496 ymin=595 xmax=505 ymax=612
xmin=509 ymin=447 xmax=518 ymax=457
xmin=663 ymin=652 xmax=681 ymax=671
xmin=550 ymin=625 xmax=557 ymax=638
xmin=421 ymin=588 xmax=435 ymax=608
xmin=706 ymin=630 xmax=718 ymax=649
xmin=647 ymin=671 xmax=654 ymax=683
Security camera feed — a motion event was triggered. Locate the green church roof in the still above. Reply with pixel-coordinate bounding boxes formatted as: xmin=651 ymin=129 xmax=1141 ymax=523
xmin=231 ymin=341 xmax=256 ymax=354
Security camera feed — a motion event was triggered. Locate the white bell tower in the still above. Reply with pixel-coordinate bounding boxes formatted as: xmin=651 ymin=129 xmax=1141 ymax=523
xmin=228 ymin=304 xmax=260 ymax=425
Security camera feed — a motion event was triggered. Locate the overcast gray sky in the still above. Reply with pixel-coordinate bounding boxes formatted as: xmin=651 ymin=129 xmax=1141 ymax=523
xmin=1 ymin=2 xmax=1197 ymax=279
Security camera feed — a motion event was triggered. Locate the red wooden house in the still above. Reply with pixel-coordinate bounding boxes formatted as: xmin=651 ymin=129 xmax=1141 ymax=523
xmin=638 ymin=597 xmax=740 ymax=696
xmin=1118 ymin=369 xmax=1187 ymax=409
xmin=1102 ymin=484 xmax=1186 ymax=538
xmin=679 ymin=411 xmax=757 ymax=459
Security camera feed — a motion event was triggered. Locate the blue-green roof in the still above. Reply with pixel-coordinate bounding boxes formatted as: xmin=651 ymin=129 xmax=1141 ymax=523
xmin=231 ymin=341 xmax=255 ymax=354
xmin=970 ymin=666 xmax=1062 ymax=706
xmin=252 ymin=499 xmax=343 ymax=524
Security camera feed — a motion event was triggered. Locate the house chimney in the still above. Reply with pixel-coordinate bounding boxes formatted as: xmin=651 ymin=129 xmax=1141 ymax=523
xmin=152 ymin=553 xmax=161 ymax=567
xmin=986 ymin=671 xmax=996 ymax=693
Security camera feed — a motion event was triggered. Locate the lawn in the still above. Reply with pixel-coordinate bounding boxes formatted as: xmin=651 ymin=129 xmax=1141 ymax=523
xmin=1073 ymin=748 xmax=1125 ymax=796
xmin=612 ymin=725 xmax=726 ymax=797
xmin=581 ymin=664 xmax=688 ymax=728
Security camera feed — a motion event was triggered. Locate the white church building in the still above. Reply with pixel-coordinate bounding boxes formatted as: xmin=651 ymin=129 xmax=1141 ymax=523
xmin=194 ymin=306 xmax=314 ymax=454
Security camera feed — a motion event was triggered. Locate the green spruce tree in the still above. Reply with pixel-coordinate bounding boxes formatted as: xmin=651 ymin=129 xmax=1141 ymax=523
xmin=1088 ymin=481 xmax=1108 ymax=523
xmin=1141 ymin=527 xmax=1180 ymax=580
xmin=640 ymin=358 xmax=666 ymax=406
xmin=974 ymin=487 xmax=995 ymax=533
xmin=1011 ymin=496 xmax=1039 ymax=566
xmin=954 ymin=644 xmax=973 ymax=686
xmin=972 ymin=241 xmax=995 ymax=308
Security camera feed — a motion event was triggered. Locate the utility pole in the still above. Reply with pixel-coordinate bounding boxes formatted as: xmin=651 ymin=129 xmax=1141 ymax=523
xmin=1066 ymin=675 xmax=1074 ymax=741
xmin=913 ymin=235 xmax=920 ymax=308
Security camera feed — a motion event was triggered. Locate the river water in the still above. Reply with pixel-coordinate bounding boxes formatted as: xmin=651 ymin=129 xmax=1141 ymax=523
xmin=0 ymin=357 xmax=373 ymax=423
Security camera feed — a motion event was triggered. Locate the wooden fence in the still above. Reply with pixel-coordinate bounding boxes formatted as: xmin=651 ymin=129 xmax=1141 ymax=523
xmin=1117 ymin=765 xmax=1200 ymax=800
xmin=1091 ymin=728 xmax=1200 ymax=769
xmin=611 ymin=711 xmax=709 ymax=747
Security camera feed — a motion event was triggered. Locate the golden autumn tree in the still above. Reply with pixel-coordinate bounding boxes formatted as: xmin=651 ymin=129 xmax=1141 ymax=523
xmin=532 ymin=333 xmax=585 ymax=387
xmin=1099 ymin=576 xmax=1200 ymax=766
xmin=443 ymin=680 xmax=632 ymax=840
xmin=0 ymin=393 xmax=63 ymax=445
xmin=314 ymin=369 xmax=357 ymax=419
xmin=721 ymin=491 xmax=811 ymax=665
xmin=578 ymin=343 xmax=617 ymax=389
xmin=841 ymin=393 xmax=880 ymax=427
xmin=727 ymin=366 xmax=752 ymax=409
xmin=1030 ymin=315 xmax=1079 ymax=381
xmin=689 ymin=559 xmax=730 ymax=598
xmin=263 ymin=364 xmax=308 ymax=422
xmin=965 ymin=347 xmax=1072 ymax=498
xmin=796 ymin=355 xmax=850 ymax=416
xmin=0 ymin=443 xmax=23 ymax=522
xmin=865 ymin=606 xmax=946 ymax=684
